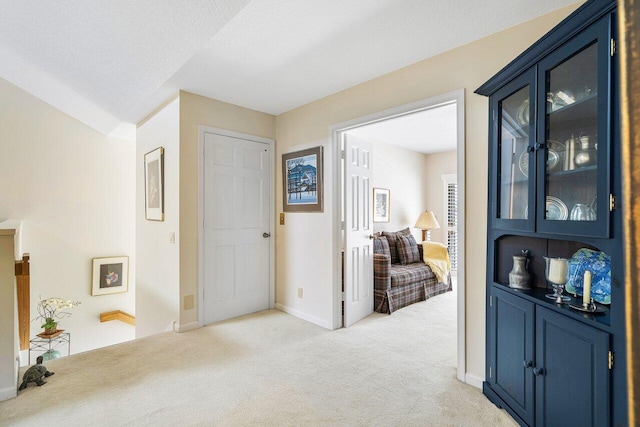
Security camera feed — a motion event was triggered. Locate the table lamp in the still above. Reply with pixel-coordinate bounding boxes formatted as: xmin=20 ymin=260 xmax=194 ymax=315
xmin=415 ymin=211 xmax=440 ymax=241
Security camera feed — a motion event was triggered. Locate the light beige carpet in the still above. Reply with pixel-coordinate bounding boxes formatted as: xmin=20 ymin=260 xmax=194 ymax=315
xmin=1 ymin=290 xmax=516 ymax=426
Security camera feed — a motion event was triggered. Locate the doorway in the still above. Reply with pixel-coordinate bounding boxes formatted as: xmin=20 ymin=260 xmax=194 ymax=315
xmin=331 ymin=89 xmax=466 ymax=381
xmin=198 ymin=126 xmax=275 ymax=326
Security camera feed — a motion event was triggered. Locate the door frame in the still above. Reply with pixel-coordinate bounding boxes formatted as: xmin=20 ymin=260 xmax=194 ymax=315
xmin=329 ymin=89 xmax=466 ymax=383
xmin=197 ymin=125 xmax=276 ymax=327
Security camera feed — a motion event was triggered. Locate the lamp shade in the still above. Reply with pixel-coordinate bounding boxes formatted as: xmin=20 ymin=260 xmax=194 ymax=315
xmin=414 ymin=211 xmax=440 ymax=230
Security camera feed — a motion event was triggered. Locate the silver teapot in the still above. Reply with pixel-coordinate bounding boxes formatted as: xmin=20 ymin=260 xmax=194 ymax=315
xmin=574 ymin=134 xmax=597 ymax=167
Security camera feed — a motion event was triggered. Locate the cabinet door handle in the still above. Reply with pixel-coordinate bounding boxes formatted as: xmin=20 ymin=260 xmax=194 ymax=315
xmin=535 ymin=142 xmax=545 ymax=151
xmin=533 ymin=367 xmax=545 ymax=376
xmin=523 ymin=360 xmax=533 ymax=368
xmin=526 ymin=146 xmax=535 ymax=153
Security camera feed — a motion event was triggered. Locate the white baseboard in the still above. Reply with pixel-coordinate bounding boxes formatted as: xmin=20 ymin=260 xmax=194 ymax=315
xmin=465 ymin=373 xmax=484 ymax=389
xmin=174 ymin=321 xmax=200 ymax=333
xmin=274 ymin=303 xmax=330 ymax=329
xmin=0 ymin=386 xmax=17 ymax=402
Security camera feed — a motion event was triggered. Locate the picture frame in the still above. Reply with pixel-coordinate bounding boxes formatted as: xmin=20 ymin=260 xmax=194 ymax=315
xmin=373 ymin=188 xmax=390 ymax=222
xmin=282 ymin=146 xmax=323 ymax=212
xmin=144 ymin=147 xmax=164 ymax=221
xmin=92 ymin=256 xmax=129 ymax=296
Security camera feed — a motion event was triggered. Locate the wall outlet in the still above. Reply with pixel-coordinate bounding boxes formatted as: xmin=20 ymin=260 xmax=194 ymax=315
xmin=280 ymin=213 xmax=285 ymax=225
xmin=297 ymin=288 xmax=303 ymax=299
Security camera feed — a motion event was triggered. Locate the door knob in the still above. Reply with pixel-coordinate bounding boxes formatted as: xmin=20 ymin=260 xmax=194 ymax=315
xmin=533 ymin=367 xmax=544 ymax=376
xmin=523 ymin=360 xmax=532 ymax=368
xmin=369 ymin=234 xmax=378 ymax=240
xmin=535 ymin=142 xmax=545 ymax=151
xmin=263 ymin=233 xmax=271 ymax=238
xmin=526 ymin=145 xmax=535 ymax=153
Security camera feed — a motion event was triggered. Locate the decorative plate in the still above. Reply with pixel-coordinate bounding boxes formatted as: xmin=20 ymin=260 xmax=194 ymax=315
xmin=517 ymin=99 xmax=529 ymax=126
xmin=565 ymin=248 xmax=611 ymax=305
xmin=518 ymin=141 xmax=564 ymax=177
xmin=546 ymin=196 xmax=568 ymax=220
xmin=519 ymin=151 xmax=529 ymax=177
xmin=547 ymin=150 xmax=559 ymax=172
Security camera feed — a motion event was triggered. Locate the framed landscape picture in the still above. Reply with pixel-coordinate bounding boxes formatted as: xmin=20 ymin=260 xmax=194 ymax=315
xmin=92 ymin=256 xmax=129 ymax=296
xmin=144 ymin=147 xmax=164 ymax=221
xmin=373 ymin=188 xmax=390 ymax=222
xmin=282 ymin=146 xmax=323 ymax=212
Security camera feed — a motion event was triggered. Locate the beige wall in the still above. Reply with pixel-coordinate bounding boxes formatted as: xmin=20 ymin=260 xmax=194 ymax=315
xmin=178 ymin=91 xmax=276 ymax=328
xmin=275 ymin=5 xmax=578 ymax=381
xmin=368 ymin=137 xmax=429 ymax=239
xmin=0 ymin=77 xmax=136 ymax=356
xmin=136 ymin=98 xmax=181 ymax=338
xmin=425 ymin=150 xmax=457 ymax=245
xmin=0 ymin=231 xmax=17 ymax=400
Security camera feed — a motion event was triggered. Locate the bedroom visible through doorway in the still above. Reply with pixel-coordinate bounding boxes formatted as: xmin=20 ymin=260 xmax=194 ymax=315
xmin=331 ymin=89 xmax=465 ymax=382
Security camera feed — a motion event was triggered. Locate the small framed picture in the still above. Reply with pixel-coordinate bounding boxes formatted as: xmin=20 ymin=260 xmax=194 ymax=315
xmin=144 ymin=147 xmax=164 ymax=221
xmin=373 ymin=188 xmax=390 ymax=222
xmin=92 ymin=256 xmax=129 ymax=296
xmin=282 ymin=146 xmax=323 ymax=212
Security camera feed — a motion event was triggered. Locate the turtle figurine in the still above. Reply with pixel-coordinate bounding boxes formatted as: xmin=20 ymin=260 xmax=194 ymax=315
xmin=18 ymin=356 xmax=54 ymax=391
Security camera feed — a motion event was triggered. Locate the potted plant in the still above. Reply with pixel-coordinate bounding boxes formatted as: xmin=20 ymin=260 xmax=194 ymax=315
xmin=33 ymin=297 xmax=81 ymax=335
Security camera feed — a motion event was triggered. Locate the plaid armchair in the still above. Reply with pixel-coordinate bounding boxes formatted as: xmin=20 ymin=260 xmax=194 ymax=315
xmin=373 ymin=231 xmax=452 ymax=313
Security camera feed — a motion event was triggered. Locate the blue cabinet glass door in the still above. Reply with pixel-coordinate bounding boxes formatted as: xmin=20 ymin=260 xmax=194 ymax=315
xmin=536 ymin=17 xmax=611 ymax=238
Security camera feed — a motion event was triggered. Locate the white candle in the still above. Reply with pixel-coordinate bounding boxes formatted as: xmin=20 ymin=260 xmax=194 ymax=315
xmin=549 ymin=258 xmax=568 ymax=284
xmin=583 ymin=270 xmax=592 ymax=305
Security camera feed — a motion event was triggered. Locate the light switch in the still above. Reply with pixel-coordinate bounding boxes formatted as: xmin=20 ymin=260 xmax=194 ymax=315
xmin=169 ymin=232 xmax=176 ymax=244
xmin=280 ymin=213 xmax=285 ymax=225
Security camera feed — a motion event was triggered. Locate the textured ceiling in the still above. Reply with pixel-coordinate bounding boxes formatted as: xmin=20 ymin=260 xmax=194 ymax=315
xmin=0 ymin=0 xmax=581 ymax=139
xmin=347 ymin=103 xmax=458 ymax=154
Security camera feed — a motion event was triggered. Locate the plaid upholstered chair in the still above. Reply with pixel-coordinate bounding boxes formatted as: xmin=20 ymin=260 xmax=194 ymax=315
xmin=373 ymin=228 xmax=452 ymax=313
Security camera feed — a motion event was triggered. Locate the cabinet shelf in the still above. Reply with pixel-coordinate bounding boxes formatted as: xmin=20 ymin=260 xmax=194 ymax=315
xmin=492 ymin=283 xmax=611 ymax=329
xmin=547 ymin=165 xmax=597 ymax=180
xmin=547 ymin=92 xmax=598 ymax=122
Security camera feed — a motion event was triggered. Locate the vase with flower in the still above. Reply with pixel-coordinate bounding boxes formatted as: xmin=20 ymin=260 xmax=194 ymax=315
xmin=33 ymin=297 xmax=81 ymax=336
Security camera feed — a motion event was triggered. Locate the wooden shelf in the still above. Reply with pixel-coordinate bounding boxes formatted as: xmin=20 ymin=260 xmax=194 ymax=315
xmin=100 ymin=310 xmax=135 ymax=326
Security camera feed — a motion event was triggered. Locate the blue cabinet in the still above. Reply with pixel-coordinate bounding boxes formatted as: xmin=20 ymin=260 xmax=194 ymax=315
xmin=478 ymin=1 xmax=625 ymax=426
xmin=488 ymin=16 xmax=613 ymax=238
xmin=535 ymin=306 xmax=609 ymax=427
xmin=488 ymin=287 xmax=535 ymax=425
xmin=488 ymin=287 xmax=610 ymax=427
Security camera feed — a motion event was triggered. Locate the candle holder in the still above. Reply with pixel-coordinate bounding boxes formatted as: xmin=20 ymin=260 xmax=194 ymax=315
xmin=569 ymin=298 xmax=606 ymax=314
xmin=544 ymin=256 xmax=571 ymax=303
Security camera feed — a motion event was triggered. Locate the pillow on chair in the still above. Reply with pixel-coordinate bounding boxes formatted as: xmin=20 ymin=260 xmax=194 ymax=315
xmin=382 ymin=227 xmax=411 ymax=263
xmin=397 ymin=234 xmax=420 ymax=265
xmin=373 ymin=236 xmax=391 ymax=258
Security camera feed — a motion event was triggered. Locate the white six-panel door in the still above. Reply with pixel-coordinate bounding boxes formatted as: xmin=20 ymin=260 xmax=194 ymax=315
xmin=344 ymin=133 xmax=374 ymax=327
xmin=203 ymin=132 xmax=271 ymax=324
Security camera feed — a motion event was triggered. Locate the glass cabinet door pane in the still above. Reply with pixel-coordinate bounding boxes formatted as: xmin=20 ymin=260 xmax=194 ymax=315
xmin=499 ymin=86 xmax=530 ymax=220
xmin=545 ymin=43 xmax=598 ymax=222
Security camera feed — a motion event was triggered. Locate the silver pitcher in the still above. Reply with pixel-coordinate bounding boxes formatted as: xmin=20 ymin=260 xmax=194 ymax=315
xmin=509 ymin=253 xmax=531 ymax=290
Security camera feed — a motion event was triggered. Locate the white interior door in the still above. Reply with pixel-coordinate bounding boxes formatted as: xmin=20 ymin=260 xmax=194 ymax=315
xmin=203 ymin=132 xmax=270 ymax=324
xmin=344 ymin=133 xmax=374 ymax=327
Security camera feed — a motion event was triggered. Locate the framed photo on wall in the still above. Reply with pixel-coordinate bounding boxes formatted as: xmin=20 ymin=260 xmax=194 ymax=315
xmin=282 ymin=146 xmax=323 ymax=212
xmin=144 ymin=147 xmax=164 ymax=221
xmin=373 ymin=188 xmax=390 ymax=222
xmin=92 ymin=256 xmax=129 ymax=296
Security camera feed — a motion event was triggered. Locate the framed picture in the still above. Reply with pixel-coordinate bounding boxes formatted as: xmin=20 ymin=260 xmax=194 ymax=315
xmin=92 ymin=256 xmax=129 ymax=296
xmin=282 ymin=146 xmax=323 ymax=212
xmin=373 ymin=188 xmax=390 ymax=222
xmin=144 ymin=147 xmax=164 ymax=221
